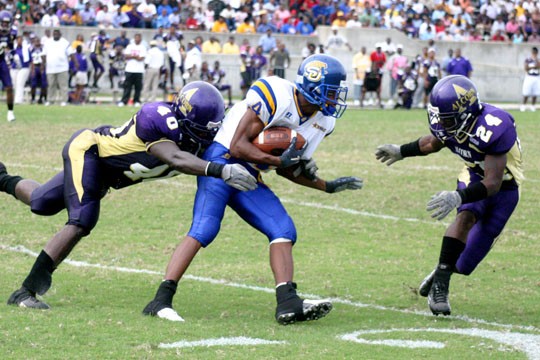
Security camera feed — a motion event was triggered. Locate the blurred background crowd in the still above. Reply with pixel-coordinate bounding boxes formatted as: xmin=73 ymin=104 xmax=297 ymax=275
xmin=2 ymin=0 xmax=540 ymax=43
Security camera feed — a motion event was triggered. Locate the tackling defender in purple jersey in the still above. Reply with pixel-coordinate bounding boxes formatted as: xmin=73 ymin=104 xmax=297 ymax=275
xmin=0 ymin=10 xmax=17 ymax=122
xmin=0 ymin=81 xmax=256 ymax=311
xmin=375 ymin=75 xmax=523 ymax=316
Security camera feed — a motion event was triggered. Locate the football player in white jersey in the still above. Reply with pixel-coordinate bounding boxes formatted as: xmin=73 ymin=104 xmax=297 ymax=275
xmin=143 ymin=54 xmax=363 ymax=324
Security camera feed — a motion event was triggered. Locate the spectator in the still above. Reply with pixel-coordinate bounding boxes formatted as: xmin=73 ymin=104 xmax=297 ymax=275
xmin=40 ymin=7 xmax=60 ymax=27
xmin=220 ymin=4 xmax=236 ymax=31
xmin=447 ymin=48 xmax=473 ymax=78
xmin=211 ymin=15 xmax=229 ymax=33
xmin=520 ymin=46 xmax=539 ymax=112
xmin=185 ymin=10 xmax=200 ymax=30
xmin=239 ymin=44 xmax=253 ymax=98
xmin=119 ymin=33 xmax=146 ymax=107
xmin=163 ymin=25 xmax=182 ymax=89
xmin=210 ymin=60 xmax=232 ymax=107
xmin=422 ymin=48 xmax=442 ymax=108
xmin=222 ymin=36 xmax=240 ymax=55
xmin=361 ymin=61 xmax=383 ymax=108
xmin=168 ymin=7 xmax=181 ymax=27
xmin=96 ymin=5 xmax=114 ymax=28
xmin=157 ymin=0 xmax=173 ymax=17
xmin=154 ymin=8 xmax=171 ymax=29
xmin=70 ymin=45 xmax=88 ymax=104
xmin=269 ymin=41 xmax=290 ymax=79
xmin=381 ymin=37 xmax=396 ymax=57
xmin=331 ymin=10 xmax=347 ymax=27
xmin=370 ymin=43 xmax=386 ymax=75
xmin=258 ymin=28 xmax=277 ymax=54
xmin=143 ymin=40 xmax=165 ymax=103
xmin=126 ymin=7 xmax=144 ymax=28
xmin=301 ymin=42 xmax=317 ymax=59
xmin=29 ymin=38 xmax=47 ymax=104
xmin=202 ymin=36 xmax=222 ymax=54
xmin=280 ymin=16 xmax=297 ymax=34
xmin=295 ymin=15 xmax=314 ymax=35
xmin=42 ymin=29 xmax=73 ymax=106
xmin=10 ymin=35 xmax=31 ymax=104
xmin=112 ymin=7 xmax=130 ymax=28
xmin=108 ymin=44 xmax=126 ymax=90
xmin=346 ymin=11 xmax=362 ymax=28
xmin=395 ymin=65 xmax=418 ymax=110
xmin=183 ymin=40 xmax=202 ymax=84
xmin=325 ymin=25 xmax=352 ymax=52
xmin=352 ymin=46 xmax=371 ymax=106
xmin=273 ymin=3 xmax=290 ymax=29
xmin=251 ymin=46 xmax=268 ymax=83
xmin=386 ymin=44 xmax=407 ymax=107
xmin=236 ymin=17 xmax=256 ymax=33
xmin=113 ymin=31 xmax=130 ymax=50
xmin=56 ymin=2 xmax=73 ymax=26
xmin=491 ymin=29 xmax=508 ymax=41
xmin=137 ymin=0 xmax=157 ymax=29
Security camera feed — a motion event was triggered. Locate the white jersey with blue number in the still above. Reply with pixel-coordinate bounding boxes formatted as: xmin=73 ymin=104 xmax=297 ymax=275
xmin=214 ymin=76 xmax=336 ymax=161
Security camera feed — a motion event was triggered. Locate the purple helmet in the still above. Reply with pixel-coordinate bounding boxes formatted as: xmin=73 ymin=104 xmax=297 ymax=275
xmin=0 ymin=10 xmax=12 ymax=33
xmin=296 ymin=54 xmax=348 ymax=118
xmin=173 ymin=81 xmax=224 ymax=148
xmin=428 ymin=75 xmax=481 ymax=141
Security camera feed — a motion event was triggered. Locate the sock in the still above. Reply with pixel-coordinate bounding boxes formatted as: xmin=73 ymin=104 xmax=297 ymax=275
xmin=0 ymin=170 xmax=23 ymax=199
xmin=153 ymin=280 xmax=178 ymax=306
xmin=438 ymin=236 xmax=466 ymax=270
xmin=22 ymin=250 xmax=56 ymax=295
xmin=276 ymin=281 xmax=299 ymax=304
xmin=8 ymin=103 xmax=14 ymax=111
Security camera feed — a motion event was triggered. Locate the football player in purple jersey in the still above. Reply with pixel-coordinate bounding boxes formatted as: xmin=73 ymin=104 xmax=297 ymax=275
xmin=0 ymin=81 xmax=256 ymax=311
xmin=376 ymin=75 xmax=523 ymax=316
xmin=0 ymin=10 xmax=16 ymax=121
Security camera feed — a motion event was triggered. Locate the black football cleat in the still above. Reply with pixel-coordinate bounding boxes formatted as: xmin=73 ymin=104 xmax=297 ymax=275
xmin=7 ymin=287 xmax=50 ymax=310
xmin=142 ymin=300 xmax=184 ymax=322
xmin=427 ymin=265 xmax=453 ymax=316
xmin=276 ymin=297 xmax=333 ymax=325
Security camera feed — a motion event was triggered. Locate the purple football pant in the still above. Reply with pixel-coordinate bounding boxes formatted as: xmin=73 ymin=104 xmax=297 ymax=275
xmin=30 ymin=129 xmax=107 ymax=233
xmin=456 ymin=183 xmax=519 ymax=275
xmin=0 ymin=61 xmax=13 ymax=87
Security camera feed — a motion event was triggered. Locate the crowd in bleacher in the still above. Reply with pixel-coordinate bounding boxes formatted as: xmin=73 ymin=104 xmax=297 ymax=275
xmin=2 ymin=0 xmax=540 ymax=43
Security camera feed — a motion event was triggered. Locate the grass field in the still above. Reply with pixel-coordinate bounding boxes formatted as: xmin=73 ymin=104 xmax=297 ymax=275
xmin=1 ymin=104 xmax=539 ymax=359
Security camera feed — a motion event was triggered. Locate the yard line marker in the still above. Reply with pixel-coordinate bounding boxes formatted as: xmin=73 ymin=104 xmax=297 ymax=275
xmin=2 ymin=244 xmax=539 ymax=333
xmin=158 ymin=336 xmax=287 ymax=349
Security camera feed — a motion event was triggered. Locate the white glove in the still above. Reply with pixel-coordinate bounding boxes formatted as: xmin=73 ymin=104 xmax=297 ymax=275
xmin=375 ymin=144 xmax=403 ymax=166
xmin=426 ymin=191 xmax=462 ymax=220
xmin=221 ymin=164 xmax=257 ymax=191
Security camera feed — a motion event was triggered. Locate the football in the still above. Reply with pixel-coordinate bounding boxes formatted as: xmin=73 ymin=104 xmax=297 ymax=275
xmin=252 ymin=127 xmax=306 ymax=156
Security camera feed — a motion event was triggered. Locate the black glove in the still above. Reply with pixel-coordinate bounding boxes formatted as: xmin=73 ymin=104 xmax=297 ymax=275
xmin=279 ymin=137 xmax=306 ymax=168
xmin=325 ymin=177 xmax=363 ymax=193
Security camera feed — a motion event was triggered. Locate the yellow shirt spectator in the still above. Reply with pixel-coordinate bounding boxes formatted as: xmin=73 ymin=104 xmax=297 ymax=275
xmin=202 ymin=38 xmax=222 ymax=54
xmin=211 ymin=18 xmax=229 ymax=33
xmin=222 ymin=39 xmax=240 ymax=55
xmin=236 ymin=21 xmax=256 ymax=34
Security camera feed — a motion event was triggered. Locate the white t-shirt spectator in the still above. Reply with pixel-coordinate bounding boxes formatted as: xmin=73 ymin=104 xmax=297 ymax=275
xmin=43 ymin=37 xmax=73 ymax=74
xmin=145 ymin=47 xmax=165 ymax=69
xmin=124 ymin=43 xmax=147 ymax=73
xmin=40 ymin=13 xmax=60 ymax=27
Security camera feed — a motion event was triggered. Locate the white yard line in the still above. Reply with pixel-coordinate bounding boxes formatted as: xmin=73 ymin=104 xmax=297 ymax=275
xmin=158 ymin=336 xmax=287 ymax=349
xmin=1 ymin=244 xmax=538 ymax=334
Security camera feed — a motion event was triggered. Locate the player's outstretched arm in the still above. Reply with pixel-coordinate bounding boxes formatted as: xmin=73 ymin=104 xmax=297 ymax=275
xmin=375 ymin=135 xmax=444 ymax=166
xmin=149 ymin=141 xmax=257 ymax=191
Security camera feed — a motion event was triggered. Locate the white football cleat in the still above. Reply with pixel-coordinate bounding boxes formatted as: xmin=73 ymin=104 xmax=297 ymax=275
xmin=156 ymin=307 xmax=185 ymax=322
xmin=7 ymin=110 xmax=15 ymax=122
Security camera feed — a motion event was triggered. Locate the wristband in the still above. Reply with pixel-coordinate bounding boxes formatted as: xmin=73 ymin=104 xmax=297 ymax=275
xmin=457 ymin=182 xmax=488 ymax=204
xmin=400 ymin=139 xmax=426 ymax=158
xmin=205 ymin=162 xmax=225 ymax=178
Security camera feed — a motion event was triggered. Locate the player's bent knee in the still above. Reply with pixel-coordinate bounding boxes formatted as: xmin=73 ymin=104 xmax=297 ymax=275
xmin=188 ymin=216 xmax=222 ymax=247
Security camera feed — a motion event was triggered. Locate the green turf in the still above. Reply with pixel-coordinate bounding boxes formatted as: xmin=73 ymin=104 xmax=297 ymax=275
xmin=1 ymin=104 xmax=539 ymax=359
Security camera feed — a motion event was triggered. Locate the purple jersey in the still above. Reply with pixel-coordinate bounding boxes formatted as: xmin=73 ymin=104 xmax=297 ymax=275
xmin=423 ymin=59 xmax=441 ymax=79
xmin=0 ymin=28 xmax=16 ymax=62
xmin=92 ymin=102 xmax=186 ymax=189
xmin=447 ymin=56 xmax=473 ymax=77
xmin=432 ymin=103 xmax=523 ymax=188
xmin=74 ymin=52 xmax=88 ymax=72
xmin=397 ymin=70 xmax=418 ymax=93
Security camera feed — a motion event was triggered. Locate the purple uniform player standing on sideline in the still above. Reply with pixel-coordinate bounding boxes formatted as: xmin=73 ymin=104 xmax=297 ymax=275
xmin=395 ymin=65 xmax=418 ymax=109
xmin=89 ymin=30 xmax=108 ymax=89
xmin=0 ymin=81 xmax=256 ymax=311
xmin=376 ymin=75 xmax=523 ymax=316
xmin=30 ymin=38 xmax=48 ymax=104
xmin=0 ymin=10 xmax=17 ymax=121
